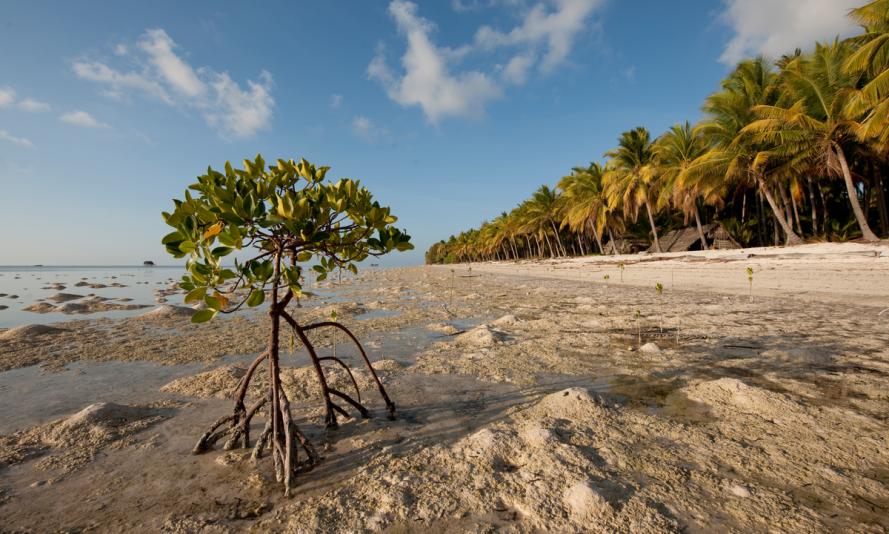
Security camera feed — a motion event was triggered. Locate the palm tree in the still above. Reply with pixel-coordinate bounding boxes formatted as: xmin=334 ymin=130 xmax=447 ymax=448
xmin=746 ymin=40 xmax=880 ymax=241
xmin=557 ymin=162 xmax=607 ymax=253
xmin=603 ymin=127 xmax=662 ymax=252
xmin=690 ymin=57 xmax=804 ymax=245
xmin=523 ymin=185 xmax=566 ymax=257
xmin=655 ymin=121 xmax=721 ymax=248
xmin=845 ymin=0 xmax=889 ymax=144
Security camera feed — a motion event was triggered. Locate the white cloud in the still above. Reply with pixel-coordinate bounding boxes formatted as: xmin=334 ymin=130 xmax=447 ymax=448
xmin=60 ymin=110 xmax=110 ymax=129
xmin=0 ymin=129 xmax=34 ymax=148
xmin=138 ymin=29 xmax=206 ymax=98
xmin=18 ymin=98 xmax=51 ymax=112
xmin=352 ymin=115 xmax=386 ymax=142
xmin=369 ymin=0 xmax=602 ymax=122
xmin=0 ymin=87 xmax=15 ymax=108
xmin=474 ymin=0 xmax=603 ymax=72
xmin=502 ymin=53 xmax=535 ymax=84
xmin=73 ymin=28 xmax=274 ymax=138
xmin=718 ymin=0 xmax=861 ymax=65
xmin=329 ymin=93 xmax=343 ymax=108
xmin=205 ymin=71 xmax=274 ymax=139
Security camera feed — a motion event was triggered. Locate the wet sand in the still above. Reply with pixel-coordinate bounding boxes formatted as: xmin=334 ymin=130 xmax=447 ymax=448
xmin=1 ymin=245 xmax=888 ymax=533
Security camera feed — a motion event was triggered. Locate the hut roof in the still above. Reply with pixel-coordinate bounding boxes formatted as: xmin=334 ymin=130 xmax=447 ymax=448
xmin=648 ymin=223 xmax=740 ymax=253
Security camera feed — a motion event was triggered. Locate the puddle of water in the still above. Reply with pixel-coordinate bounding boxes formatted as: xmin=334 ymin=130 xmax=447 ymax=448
xmin=0 ymin=354 xmax=258 ymax=434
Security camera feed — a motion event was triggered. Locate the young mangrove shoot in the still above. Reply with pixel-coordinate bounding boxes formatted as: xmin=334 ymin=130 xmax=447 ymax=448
xmin=161 ymin=154 xmax=412 ymax=496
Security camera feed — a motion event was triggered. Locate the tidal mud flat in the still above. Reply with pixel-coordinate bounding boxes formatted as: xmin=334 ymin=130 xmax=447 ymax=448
xmin=1 ymin=246 xmax=889 ymax=533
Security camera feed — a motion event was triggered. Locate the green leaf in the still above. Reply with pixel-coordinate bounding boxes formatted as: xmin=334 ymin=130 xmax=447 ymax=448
xmin=184 ymin=287 xmax=207 ymax=304
xmin=191 ymin=309 xmax=217 ymax=323
xmin=246 ymin=289 xmax=265 ymax=307
xmin=161 ymin=231 xmax=183 ymax=244
xmin=204 ymin=295 xmax=222 ymax=310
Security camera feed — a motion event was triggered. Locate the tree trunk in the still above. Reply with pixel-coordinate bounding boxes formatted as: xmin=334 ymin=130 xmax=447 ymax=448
xmin=741 ymin=192 xmax=747 ymax=223
xmin=644 ymin=199 xmax=662 ymax=253
xmin=790 ymin=188 xmax=803 ymax=236
xmin=834 ymin=143 xmax=879 ymax=242
xmin=756 ymin=191 xmax=766 ymax=246
xmin=807 ymin=178 xmax=819 ymax=236
xmin=607 ymin=226 xmax=617 ymax=255
xmin=588 ymin=220 xmax=604 ymax=254
xmin=693 ymin=204 xmax=709 ymax=250
xmin=756 ymin=174 xmax=803 ymax=245
xmin=875 ymin=167 xmax=888 ymax=237
xmin=549 ymin=220 xmax=566 ymax=257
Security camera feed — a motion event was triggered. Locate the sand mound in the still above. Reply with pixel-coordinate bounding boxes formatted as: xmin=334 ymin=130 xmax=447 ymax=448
xmin=682 ymin=378 xmax=805 ymax=423
xmin=455 ymin=325 xmax=508 ymax=347
xmin=0 ymin=402 xmax=170 ymax=474
xmin=490 ymin=314 xmax=520 ymax=327
xmin=22 ymin=302 xmax=56 ymax=314
xmin=0 ymin=324 xmax=64 ymax=341
xmin=271 ymin=387 xmax=675 ymax=532
xmin=426 ymin=322 xmax=462 ymax=335
xmin=46 ymin=293 xmax=84 ymax=303
xmin=137 ymin=305 xmax=194 ymax=320
xmin=372 ymin=359 xmax=405 ymax=372
xmin=162 ymin=361 xmax=396 ymax=403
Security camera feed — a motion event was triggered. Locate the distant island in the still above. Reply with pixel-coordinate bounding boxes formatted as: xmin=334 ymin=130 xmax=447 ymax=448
xmin=143 ymin=261 xmax=155 ymax=266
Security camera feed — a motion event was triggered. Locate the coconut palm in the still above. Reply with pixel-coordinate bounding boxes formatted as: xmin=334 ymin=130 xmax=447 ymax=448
xmin=745 ymin=40 xmax=880 ymax=241
xmin=654 ymin=121 xmax=722 ymax=248
xmin=523 ymin=185 xmax=566 ymax=257
xmin=845 ymin=0 xmax=889 ymax=144
xmin=689 ymin=57 xmax=804 ymax=245
xmin=603 ymin=127 xmax=663 ymax=252
xmin=557 ymin=162 xmax=607 ymax=253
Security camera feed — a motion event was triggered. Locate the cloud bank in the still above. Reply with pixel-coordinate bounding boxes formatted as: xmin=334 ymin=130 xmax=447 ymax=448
xmin=73 ymin=28 xmax=274 ymax=139
xmin=369 ymin=0 xmax=603 ymax=122
xmin=718 ymin=0 xmax=861 ymax=65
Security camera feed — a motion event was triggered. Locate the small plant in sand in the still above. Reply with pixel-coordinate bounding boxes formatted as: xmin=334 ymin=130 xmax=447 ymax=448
xmin=746 ymin=266 xmax=754 ymax=297
xmin=655 ymin=282 xmax=663 ymax=295
xmin=633 ymin=309 xmax=642 ymax=347
xmin=603 ymin=273 xmax=610 ymax=284
xmin=161 ymin=155 xmax=412 ymax=495
xmin=619 ymin=262 xmax=625 ymax=283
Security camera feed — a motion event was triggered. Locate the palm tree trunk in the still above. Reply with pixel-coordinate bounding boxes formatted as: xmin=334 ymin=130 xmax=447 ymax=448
xmin=756 ymin=174 xmax=803 ymax=245
xmin=542 ymin=232 xmax=555 ymax=258
xmin=588 ymin=220 xmax=604 ymax=254
xmin=741 ymin=192 xmax=747 ymax=223
xmin=644 ymin=199 xmax=662 ymax=253
xmin=549 ymin=220 xmax=566 ymax=257
xmin=791 ymin=190 xmax=803 ymax=236
xmin=693 ymin=204 xmax=709 ymax=250
xmin=807 ymin=178 xmax=819 ymax=236
xmin=876 ymin=168 xmax=888 ymax=237
xmin=607 ymin=226 xmax=617 ymax=255
xmin=834 ymin=143 xmax=879 ymax=242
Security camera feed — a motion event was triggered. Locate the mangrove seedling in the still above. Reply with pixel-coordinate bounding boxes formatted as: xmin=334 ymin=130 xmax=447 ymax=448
xmin=161 ymin=154 xmax=412 ymax=496
xmin=746 ymin=266 xmax=754 ymax=297
xmin=619 ymin=262 xmax=625 ymax=283
xmin=655 ymin=282 xmax=663 ymax=295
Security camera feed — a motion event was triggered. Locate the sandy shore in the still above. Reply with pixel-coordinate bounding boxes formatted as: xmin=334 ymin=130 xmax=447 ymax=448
xmin=464 ymin=241 xmax=889 ymax=307
xmin=1 ymin=244 xmax=888 ymax=533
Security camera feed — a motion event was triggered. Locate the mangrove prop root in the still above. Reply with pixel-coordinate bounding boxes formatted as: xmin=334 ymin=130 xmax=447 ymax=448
xmin=190 ymin=284 xmax=392 ymax=495
xmin=285 ymin=313 xmax=397 ymax=424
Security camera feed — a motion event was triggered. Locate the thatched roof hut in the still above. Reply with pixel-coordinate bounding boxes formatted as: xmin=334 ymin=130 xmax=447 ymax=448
xmin=647 ymin=223 xmax=740 ymax=253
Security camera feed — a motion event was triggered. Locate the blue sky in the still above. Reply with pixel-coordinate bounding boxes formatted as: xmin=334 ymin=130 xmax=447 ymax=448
xmin=0 ymin=0 xmax=862 ymax=265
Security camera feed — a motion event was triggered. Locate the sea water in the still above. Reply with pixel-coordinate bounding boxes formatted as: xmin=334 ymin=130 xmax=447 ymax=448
xmin=0 ymin=266 xmax=185 ymax=329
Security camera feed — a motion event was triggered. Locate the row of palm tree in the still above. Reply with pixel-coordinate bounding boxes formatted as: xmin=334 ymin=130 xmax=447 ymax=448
xmin=426 ymin=1 xmax=888 ymax=264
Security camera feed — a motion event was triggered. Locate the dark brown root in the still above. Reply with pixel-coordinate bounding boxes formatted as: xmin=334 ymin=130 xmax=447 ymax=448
xmin=190 ymin=281 xmax=392 ymax=496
